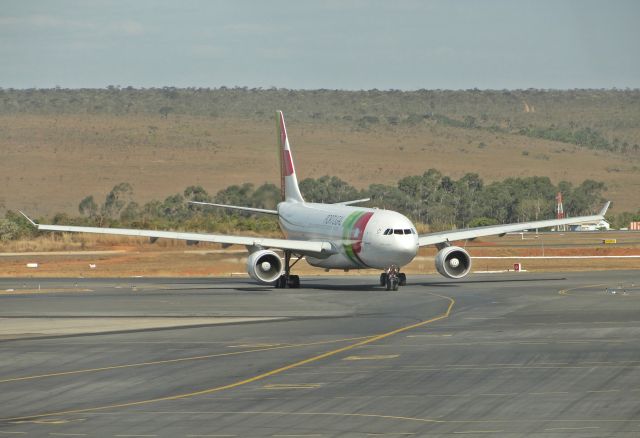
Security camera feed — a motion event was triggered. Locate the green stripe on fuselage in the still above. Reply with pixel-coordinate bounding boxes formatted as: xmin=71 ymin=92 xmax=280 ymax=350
xmin=342 ymin=211 xmax=365 ymax=266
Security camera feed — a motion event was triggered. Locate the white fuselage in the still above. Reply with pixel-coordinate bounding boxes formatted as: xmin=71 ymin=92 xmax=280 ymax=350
xmin=278 ymin=202 xmax=419 ymax=270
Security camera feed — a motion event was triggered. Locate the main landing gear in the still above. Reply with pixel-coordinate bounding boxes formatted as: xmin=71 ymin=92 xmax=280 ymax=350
xmin=379 ymin=265 xmax=407 ymax=291
xmin=274 ymin=250 xmax=302 ymax=289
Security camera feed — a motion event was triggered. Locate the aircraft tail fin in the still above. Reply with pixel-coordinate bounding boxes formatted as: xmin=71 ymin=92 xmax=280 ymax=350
xmin=277 ymin=111 xmax=304 ymax=203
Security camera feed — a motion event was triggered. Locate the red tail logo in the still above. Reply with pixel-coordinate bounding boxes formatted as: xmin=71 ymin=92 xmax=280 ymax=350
xmin=282 ymin=150 xmax=294 ymax=176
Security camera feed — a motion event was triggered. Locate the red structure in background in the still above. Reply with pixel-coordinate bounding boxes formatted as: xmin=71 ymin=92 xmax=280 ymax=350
xmin=556 ymin=192 xmax=566 ymax=231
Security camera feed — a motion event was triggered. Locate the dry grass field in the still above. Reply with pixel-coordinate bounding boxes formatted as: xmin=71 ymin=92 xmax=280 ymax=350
xmin=1 ymin=113 xmax=639 ymax=216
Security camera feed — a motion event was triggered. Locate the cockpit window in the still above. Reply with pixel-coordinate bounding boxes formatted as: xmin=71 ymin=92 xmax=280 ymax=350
xmin=385 ymin=228 xmax=415 ymax=235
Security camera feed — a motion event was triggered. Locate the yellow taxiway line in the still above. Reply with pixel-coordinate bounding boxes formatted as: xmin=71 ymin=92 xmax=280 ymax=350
xmin=1 ymin=293 xmax=454 ymax=422
xmin=0 ymin=336 xmax=371 ymax=384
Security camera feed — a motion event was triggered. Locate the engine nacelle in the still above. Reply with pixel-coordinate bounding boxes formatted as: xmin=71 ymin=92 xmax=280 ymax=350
xmin=247 ymin=250 xmax=283 ymax=283
xmin=435 ymin=246 xmax=472 ymax=279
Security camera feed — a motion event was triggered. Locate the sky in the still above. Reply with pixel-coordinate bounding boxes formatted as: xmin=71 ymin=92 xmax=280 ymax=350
xmin=1 ymin=0 xmax=639 ymax=90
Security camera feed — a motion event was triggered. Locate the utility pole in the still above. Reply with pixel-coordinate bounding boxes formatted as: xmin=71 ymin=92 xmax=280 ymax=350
xmin=556 ymin=192 xmax=565 ymax=232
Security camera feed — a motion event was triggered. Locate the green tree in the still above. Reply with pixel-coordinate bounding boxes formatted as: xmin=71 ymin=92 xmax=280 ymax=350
xmin=300 ymin=176 xmax=359 ymax=203
xmin=215 ymin=183 xmax=255 ymax=207
xmin=0 ymin=218 xmax=21 ymax=241
xmin=120 ymin=201 xmax=141 ymax=223
xmin=251 ymin=183 xmax=280 ymax=210
xmin=102 ymin=182 xmax=134 ymax=220
xmin=468 ymin=217 xmax=499 ymax=227
xmin=0 ymin=211 xmax=38 ymax=240
xmin=78 ymin=195 xmax=98 ymax=219
xmin=184 ymin=185 xmax=210 ymax=203
xmin=565 ymin=180 xmax=606 ymax=216
xmin=161 ymin=194 xmax=188 ymax=220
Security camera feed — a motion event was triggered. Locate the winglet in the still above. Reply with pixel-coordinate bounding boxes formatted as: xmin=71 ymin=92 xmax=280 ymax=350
xmin=18 ymin=211 xmax=38 ymax=227
xmin=599 ymin=201 xmax=611 ymax=217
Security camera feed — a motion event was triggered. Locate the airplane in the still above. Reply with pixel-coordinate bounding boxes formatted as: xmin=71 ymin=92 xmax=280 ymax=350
xmin=20 ymin=111 xmax=610 ymax=290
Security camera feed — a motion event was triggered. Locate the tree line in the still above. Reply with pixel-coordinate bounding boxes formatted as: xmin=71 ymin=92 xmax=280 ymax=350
xmin=3 ymin=170 xmax=636 ymax=243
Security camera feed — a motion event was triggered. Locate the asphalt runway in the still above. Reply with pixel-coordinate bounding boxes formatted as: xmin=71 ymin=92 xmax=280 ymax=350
xmin=1 ymin=271 xmax=639 ymax=437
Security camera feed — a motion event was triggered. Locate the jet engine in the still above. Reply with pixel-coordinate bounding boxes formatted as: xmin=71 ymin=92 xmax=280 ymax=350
xmin=247 ymin=250 xmax=283 ymax=283
xmin=435 ymin=246 xmax=472 ymax=279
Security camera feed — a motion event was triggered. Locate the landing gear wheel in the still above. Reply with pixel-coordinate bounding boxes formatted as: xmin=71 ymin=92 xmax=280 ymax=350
xmin=383 ymin=265 xmax=401 ymax=291
xmin=275 ymin=275 xmax=287 ymax=288
xmin=380 ymin=273 xmax=388 ymax=286
xmin=274 ymin=251 xmax=302 ymax=289
xmin=288 ymin=275 xmax=300 ymax=289
xmin=399 ymin=273 xmax=407 ymax=286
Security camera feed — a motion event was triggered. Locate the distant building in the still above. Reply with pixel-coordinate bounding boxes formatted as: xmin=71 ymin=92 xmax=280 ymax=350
xmin=569 ymin=219 xmax=611 ymax=231
xmin=630 ymin=222 xmax=640 ymax=231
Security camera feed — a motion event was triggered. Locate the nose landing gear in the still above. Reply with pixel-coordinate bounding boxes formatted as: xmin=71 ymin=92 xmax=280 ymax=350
xmin=379 ymin=265 xmax=406 ymax=291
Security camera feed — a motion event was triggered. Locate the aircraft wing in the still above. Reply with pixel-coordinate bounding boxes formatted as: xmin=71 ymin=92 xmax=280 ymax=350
xmin=418 ymin=202 xmax=610 ymax=247
xmin=19 ymin=213 xmax=334 ymax=256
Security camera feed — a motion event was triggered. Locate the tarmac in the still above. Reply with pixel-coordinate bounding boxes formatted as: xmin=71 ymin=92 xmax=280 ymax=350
xmin=0 ymin=270 xmax=639 ymax=437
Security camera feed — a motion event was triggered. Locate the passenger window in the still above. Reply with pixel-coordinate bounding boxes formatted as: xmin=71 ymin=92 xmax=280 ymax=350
xmin=394 ymin=229 xmax=403 ymax=235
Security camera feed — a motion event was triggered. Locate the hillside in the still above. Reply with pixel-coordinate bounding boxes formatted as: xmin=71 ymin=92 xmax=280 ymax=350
xmin=0 ymin=88 xmax=638 ymax=215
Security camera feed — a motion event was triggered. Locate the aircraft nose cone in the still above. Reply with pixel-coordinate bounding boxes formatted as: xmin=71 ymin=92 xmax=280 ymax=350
xmin=394 ymin=236 xmax=418 ymax=266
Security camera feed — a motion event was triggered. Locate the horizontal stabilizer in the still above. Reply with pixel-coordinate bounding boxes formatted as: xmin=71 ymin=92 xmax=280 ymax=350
xmin=189 ymin=201 xmax=278 ymax=215
xmin=334 ymin=198 xmax=371 ymax=206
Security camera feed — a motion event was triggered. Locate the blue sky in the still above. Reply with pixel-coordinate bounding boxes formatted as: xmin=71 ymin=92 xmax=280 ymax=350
xmin=1 ymin=0 xmax=638 ymax=89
